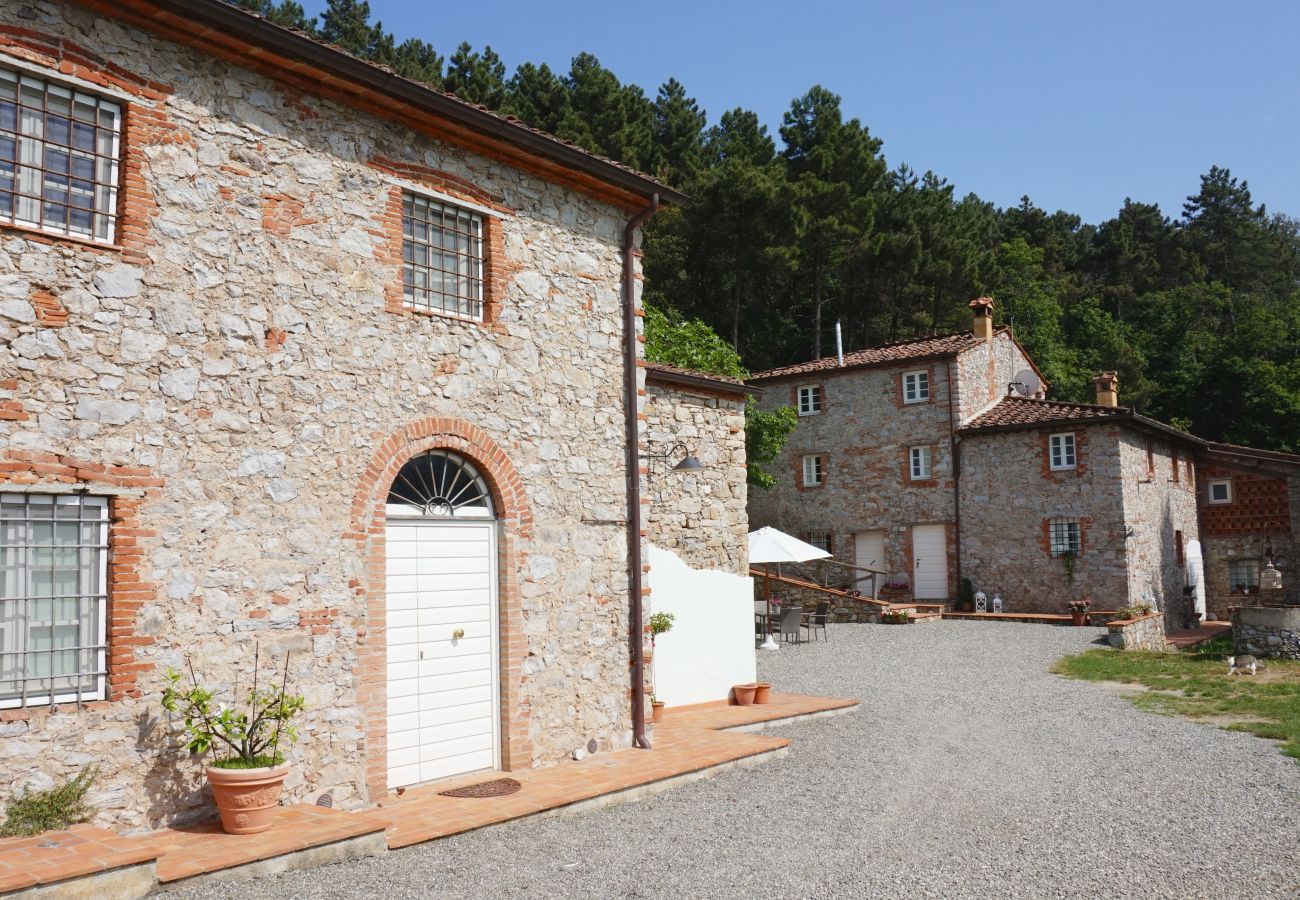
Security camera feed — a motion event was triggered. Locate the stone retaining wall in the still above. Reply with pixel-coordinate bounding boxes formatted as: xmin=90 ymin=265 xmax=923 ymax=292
xmin=1106 ymin=612 xmax=1168 ymax=651
xmin=1232 ymin=606 xmax=1300 ymax=659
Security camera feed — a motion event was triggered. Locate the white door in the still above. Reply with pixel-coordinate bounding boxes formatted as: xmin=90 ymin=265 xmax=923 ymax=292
xmin=1185 ymin=539 xmax=1206 ymax=620
xmin=912 ymin=524 xmax=949 ymax=600
xmin=385 ymin=519 xmax=499 ymax=789
xmin=854 ymin=531 xmax=885 ymax=594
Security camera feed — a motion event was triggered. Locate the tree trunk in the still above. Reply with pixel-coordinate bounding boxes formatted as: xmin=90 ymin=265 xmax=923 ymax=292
xmin=811 ymin=263 xmax=823 ymax=359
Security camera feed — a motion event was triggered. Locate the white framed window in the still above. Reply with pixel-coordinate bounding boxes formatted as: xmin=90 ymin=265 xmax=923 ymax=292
xmin=797 ymin=384 xmax=823 ymax=416
xmin=909 ymin=445 xmax=932 ymax=480
xmin=402 ymin=191 xmax=485 ymax=320
xmin=1 ymin=493 xmax=109 ymax=709
xmin=1049 ymin=433 xmax=1076 ymax=471
xmin=1048 ymin=517 xmax=1081 ymax=557
xmin=1229 ymin=559 xmax=1259 ymax=593
xmin=801 ymin=454 xmax=823 ymax=487
xmin=0 ymin=67 xmax=122 ymax=244
xmin=902 ymin=370 xmax=929 ymax=404
xmin=804 ymin=529 xmax=831 ymax=553
xmin=1207 ymin=479 xmax=1232 ymax=505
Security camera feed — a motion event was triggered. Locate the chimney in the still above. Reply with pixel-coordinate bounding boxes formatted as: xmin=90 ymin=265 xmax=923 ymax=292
xmin=969 ymin=297 xmax=995 ymax=341
xmin=1091 ymin=371 xmax=1119 ymax=407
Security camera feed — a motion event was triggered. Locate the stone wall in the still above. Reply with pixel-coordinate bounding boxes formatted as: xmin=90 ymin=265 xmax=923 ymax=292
xmin=1106 ymin=612 xmax=1168 ymax=651
xmin=1232 ymin=606 xmax=1300 ymax=659
xmin=0 ymin=1 xmax=647 ymax=830
xmin=959 ymin=424 xmax=1130 ymax=614
xmin=951 ymin=329 xmax=1038 ymax=423
xmin=1118 ymin=433 xmax=1200 ymax=632
xmin=644 ymin=377 xmax=748 ymax=575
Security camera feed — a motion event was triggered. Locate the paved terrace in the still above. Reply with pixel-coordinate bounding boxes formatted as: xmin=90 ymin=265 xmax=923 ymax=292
xmin=170 ymin=622 xmax=1299 ymax=899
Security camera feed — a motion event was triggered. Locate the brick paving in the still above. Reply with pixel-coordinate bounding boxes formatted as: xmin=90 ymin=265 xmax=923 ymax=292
xmin=0 ymin=823 xmax=158 ymax=894
xmin=1165 ymin=620 xmax=1232 ymax=649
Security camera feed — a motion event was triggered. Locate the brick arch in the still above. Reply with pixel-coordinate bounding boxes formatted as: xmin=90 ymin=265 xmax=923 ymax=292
xmin=350 ymin=417 xmax=533 ymax=802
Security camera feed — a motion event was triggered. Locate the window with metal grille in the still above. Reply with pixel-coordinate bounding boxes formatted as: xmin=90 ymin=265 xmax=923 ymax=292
xmin=909 ymin=445 xmax=932 ymax=480
xmin=1 ymin=493 xmax=108 ymax=709
xmin=402 ymin=192 xmax=484 ymax=320
xmin=1048 ymin=517 xmax=1081 ymax=557
xmin=1229 ymin=559 xmax=1259 ymax=593
xmin=801 ymin=454 xmax=823 ymax=487
xmin=797 ymin=385 xmax=822 ymax=416
xmin=902 ymin=370 xmax=929 ymax=404
xmin=1049 ymin=433 xmax=1076 ymax=470
xmin=0 ymin=67 xmax=121 ymax=243
xmin=804 ymin=529 xmax=831 ymax=553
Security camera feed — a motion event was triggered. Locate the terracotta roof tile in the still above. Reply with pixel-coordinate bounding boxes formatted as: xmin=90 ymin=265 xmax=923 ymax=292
xmin=962 ymin=396 xmax=1127 ymax=430
xmin=749 ymin=331 xmax=991 ymax=381
xmin=643 ymin=361 xmax=750 ymax=397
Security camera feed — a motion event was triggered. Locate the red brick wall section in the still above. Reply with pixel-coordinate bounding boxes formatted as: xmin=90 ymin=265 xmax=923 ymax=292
xmin=0 ymin=450 xmax=163 ymax=720
xmin=0 ymin=26 xmax=177 ymax=265
xmin=347 ymin=418 xmax=534 ymax=803
xmin=366 ymin=157 xmax=518 ymax=331
xmin=259 ymin=193 xmax=316 ymax=237
xmin=29 ymin=287 xmax=68 ymax=327
xmin=1199 ymin=466 xmax=1293 ymax=537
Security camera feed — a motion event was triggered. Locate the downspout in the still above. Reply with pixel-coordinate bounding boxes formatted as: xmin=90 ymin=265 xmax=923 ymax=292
xmin=947 ymin=358 xmax=962 ymax=606
xmin=622 ymin=192 xmax=659 ymax=750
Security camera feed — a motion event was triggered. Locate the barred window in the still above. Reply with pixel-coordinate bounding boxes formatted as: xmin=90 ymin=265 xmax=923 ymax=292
xmin=1229 ymin=559 xmax=1259 ymax=594
xmin=0 ymin=494 xmax=108 ymax=709
xmin=805 ymin=529 xmax=831 ymax=553
xmin=1048 ymin=517 xmax=1081 ymax=557
xmin=0 ymin=67 xmax=122 ymax=243
xmin=402 ymin=192 xmax=484 ymax=320
xmin=797 ymin=385 xmax=822 ymax=416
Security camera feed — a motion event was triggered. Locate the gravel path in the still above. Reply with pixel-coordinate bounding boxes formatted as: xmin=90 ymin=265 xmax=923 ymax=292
xmin=175 ymin=623 xmax=1300 ymax=899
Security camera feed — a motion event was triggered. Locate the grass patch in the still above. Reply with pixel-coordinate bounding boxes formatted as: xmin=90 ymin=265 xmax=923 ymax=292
xmin=1052 ymin=639 xmax=1300 ymax=763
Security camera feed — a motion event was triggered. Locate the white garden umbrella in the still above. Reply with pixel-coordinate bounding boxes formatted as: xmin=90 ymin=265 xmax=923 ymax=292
xmin=748 ymin=527 xmax=830 ymax=650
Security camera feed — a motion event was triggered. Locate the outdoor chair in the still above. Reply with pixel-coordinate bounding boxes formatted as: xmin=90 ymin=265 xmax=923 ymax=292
xmin=802 ymin=601 xmax=830 ymax=641
xmin=778 ymin=604 xmax=804 ymax=644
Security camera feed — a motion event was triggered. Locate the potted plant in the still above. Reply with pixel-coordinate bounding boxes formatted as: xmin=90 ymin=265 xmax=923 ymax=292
xmin=752 ymin=682 xmax=772 ymax=704
xmin=1067 ymin=599 xmax=1091 ymax=626
xmin=162 ymin=647 xmax=305 ymax=834
xmin=881 ymin=609 xmax=913 ymax=625
xmin=648 ymin=611 xmax=675 ymax=723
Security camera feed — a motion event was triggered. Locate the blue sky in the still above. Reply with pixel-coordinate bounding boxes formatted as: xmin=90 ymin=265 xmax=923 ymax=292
xmin=303 ymin=0 xmax=1298 ymax=224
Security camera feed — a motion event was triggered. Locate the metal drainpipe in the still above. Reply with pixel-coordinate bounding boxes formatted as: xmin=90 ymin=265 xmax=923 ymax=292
xmin=947 ymin=358 xmax=962 ymax=604
xmin=622 ymin=192 xmax=659 ymax=750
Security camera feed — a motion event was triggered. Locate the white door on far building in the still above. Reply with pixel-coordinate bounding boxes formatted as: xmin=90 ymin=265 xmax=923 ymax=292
xmin=384 ymin=450 xmax=500 ymax=791
xmin=912 ymin=524 xmax=948 ymax=599
xmin=854 ymin=531 xmax=886 ymax=594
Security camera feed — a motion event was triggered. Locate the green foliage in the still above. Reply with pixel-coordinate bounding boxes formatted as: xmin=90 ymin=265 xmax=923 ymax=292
xmin=959 ymin=577 xmax=975 ymax=611
xmin=643 ymin=305 xmax=747 ymax=379
xmin=1 ymin=767 xmax=97 ymax=837
xmin=161 ymin=648 xmax=305 ymax=767
xmin=648 ymin=611 xmax=675 ymax=638
xmin=1053 ymin=646 xmax=1300 ymax=763
xmin=745 ymin=402 xmax=797 ymax=489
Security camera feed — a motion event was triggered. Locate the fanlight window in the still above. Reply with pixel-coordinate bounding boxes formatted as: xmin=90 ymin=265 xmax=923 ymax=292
xmin=386 ymin=450 xmax=494 ymax=519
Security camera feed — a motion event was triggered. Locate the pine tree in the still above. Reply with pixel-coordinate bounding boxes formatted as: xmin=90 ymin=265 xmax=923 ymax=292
xmin=443 ymin=43 xmax=507 ymax=108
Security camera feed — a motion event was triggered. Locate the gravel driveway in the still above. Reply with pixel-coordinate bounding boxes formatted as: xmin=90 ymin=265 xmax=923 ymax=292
xmin=175 ymin=623 xmax=1300 ymax=899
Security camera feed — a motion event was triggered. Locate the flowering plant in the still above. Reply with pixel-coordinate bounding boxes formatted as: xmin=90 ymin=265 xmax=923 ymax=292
xmin=1067 ymin=599 xmax=1091 ymax=614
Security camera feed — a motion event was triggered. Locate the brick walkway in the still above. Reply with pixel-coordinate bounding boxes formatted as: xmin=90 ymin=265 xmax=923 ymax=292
xmin=0 ymin=692 xmax=856 ymax=895
xmin=1165 ymin=621 xmax=1232 ymax=649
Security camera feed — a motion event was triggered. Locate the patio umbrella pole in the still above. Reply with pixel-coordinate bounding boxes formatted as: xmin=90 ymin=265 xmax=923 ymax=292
xmin=760 ymin=564 xmax=779 ymax=651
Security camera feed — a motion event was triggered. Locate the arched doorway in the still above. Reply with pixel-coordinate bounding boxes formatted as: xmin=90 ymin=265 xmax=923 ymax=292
xmin=383 ymin=449 xmax=500 ymax=789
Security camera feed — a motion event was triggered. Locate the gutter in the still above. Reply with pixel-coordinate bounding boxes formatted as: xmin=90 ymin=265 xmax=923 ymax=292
xmin=946 ymin=358 xmax=962 ymax=607
xmin=622 ymin=193 xmax=659 ymax=750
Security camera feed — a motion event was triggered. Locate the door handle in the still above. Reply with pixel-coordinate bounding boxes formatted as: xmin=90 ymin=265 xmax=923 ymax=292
xmin=452 ymin=628 xmax=465 ymax=640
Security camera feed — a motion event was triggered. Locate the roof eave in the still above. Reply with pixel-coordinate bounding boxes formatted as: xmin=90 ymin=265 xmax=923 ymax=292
xmin=748 ymin=349 xmax=964 ymax=384
xmin=645 ymin=365 xmax=754 ymax=400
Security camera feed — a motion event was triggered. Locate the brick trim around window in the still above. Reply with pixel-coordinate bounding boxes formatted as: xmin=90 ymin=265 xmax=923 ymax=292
xmin=367 ymin=156 xmax=517 ymax=331
xmin=347 ymin=416 xmax=534 ymax=803
xmin=1040 ymin=429 xmax=1088 ymax=480
xmin=0 ymin=450 xmax=164 ymax=721
xmin=896 ymin=366 xmax=936 ymax=407
xmin=0 ymin=26 xmax=174 ymax=265
xmin=791 ymin=380 xmax=827 ymax=416
xmin=902 ymin=445 xmax=940 ymax=488
xmin=795 ymin=453 xmax=827 ymax=491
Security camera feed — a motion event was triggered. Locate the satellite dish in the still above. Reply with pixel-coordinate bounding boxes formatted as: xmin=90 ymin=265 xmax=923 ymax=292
xmin=1010 ymin=369 xmax=1042 ymax=398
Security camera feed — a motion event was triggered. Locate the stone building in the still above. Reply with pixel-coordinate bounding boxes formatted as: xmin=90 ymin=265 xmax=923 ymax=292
xmin=1195 ymin=442 xmax=1300 ymax=619
xmin=748 ymin=300 xmax=1201 ymax=622
xmin=747 ymin=298 xmax=1041 ymax=600
xmin=0 ymin=0 xmax=715 ymax=830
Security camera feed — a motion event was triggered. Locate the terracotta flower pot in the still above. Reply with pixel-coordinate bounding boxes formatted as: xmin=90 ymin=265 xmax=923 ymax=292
xmin=206 ymin=763 xmax=290 ymax=834
xmin=752 ymin=683 xmax=772 ymax=704
xmin=733 ymin=683 xmax=758 ymax=706
xmin=651 ymin=700 xmax=666 ymax=723
xmin=1071 ymin=612 xmax=1088 ymax=626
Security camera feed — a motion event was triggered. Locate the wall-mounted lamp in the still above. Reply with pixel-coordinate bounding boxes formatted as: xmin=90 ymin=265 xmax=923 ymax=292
xmin=640 ymin=442 xmax=703 ymax=478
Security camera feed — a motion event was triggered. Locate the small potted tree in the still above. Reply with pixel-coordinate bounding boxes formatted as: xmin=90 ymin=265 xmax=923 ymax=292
xmin=648 ymin=611 xmax=675 ymax=723
xmin=162 ymin=647 xmax=305 ymax=834
xmin=1067 ymin=599 xmax=1091 ymax=626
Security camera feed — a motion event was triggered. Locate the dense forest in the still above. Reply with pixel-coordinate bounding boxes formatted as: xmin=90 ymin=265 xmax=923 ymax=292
xmin=233 ymin=0 xmax=1300 ymax=451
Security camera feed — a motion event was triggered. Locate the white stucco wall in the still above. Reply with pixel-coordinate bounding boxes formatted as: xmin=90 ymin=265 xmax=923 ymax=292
xmin=647 ymin=544 xmax=756 ymax=707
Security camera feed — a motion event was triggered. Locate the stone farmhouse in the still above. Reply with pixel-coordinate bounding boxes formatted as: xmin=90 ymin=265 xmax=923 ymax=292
xmin=0 ymin=0 xmax=753 ymax=831
xmin=747 ymin=299 xmax=1213 ymax=624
